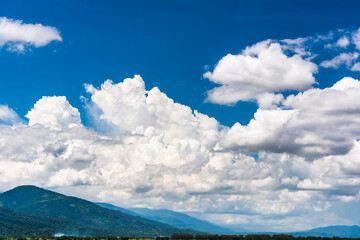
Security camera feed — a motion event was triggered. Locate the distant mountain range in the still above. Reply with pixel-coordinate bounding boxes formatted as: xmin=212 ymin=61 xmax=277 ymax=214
xmin=290 ymin=225 xmax=360 ymax=238
xmin=0 ymin=185 xmax=359 ymax=237
xmin=97 ymin=202 xmax=236 ymax=234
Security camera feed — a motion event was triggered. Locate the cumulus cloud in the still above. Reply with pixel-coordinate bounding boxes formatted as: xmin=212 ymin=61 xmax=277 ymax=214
xmin=205 ymin=27 xmax=360 ymax=109
xmin=0 ymin=17 xmax=61 ymax=52
xmin=26 ymin=96 xmax=82 ymax=130
xmin=85 ymin=75 xmax=220 ymax=147
xmin=204 ymin=40 xmax=318 ymax=108
xmin=222 ymin=77 xmax=360 ymax=158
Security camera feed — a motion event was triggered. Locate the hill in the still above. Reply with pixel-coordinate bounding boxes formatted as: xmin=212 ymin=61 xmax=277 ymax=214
xmin=0 ymin=185 xmax=197 ymax=237
xmin=97 ymin=203 xmax=235 ymax=234
xmin=0 ymin=206 xmax=123 ymax=237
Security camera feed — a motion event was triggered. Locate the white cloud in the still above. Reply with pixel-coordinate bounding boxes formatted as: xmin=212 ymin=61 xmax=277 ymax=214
xmin=1 ymin=76 xmax=360 ymax=231
xmin=351 ymin=62 xmax=360 ymax=71
xmin=85 ymin=75 xmax=220 ymax=147
xmin=320 ymin=28 xmax=360 ymax=71
xmin=336 ymin=36 xmax=350 ymax=48
xmin=0 ymin=105 xmax=22 ymax=124
xmin=204 ymin=40 xmax=318 ymax=107
xmin=0 ymin=17 xmax=62 ymax=52
xmin=320 ymin=52 xmax=359 ymax=69
xmin=223 ymin=77 xmax=360 ymax=158
xmin=26 ymin=96 xmax=82 ymax=130
xmin=352 ymin=28 xmax=360 ymax=50
xmin=204 ymin=27 xmax=360 ymax=108
xmin=221 ymin=108 xmax=297 ymax=153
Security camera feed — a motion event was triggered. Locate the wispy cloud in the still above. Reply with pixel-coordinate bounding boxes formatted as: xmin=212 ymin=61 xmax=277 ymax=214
xmin=320 ymin=52 xmax=359 ymax=69
xmin=0 ymin=105 xmax=22 ymax=124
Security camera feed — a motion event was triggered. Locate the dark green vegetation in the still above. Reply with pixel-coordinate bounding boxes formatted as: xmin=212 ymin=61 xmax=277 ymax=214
xmin=0 ymin=206 xmax=69 ymax=236
xmin=97 ymin=203 xmax=236 ymax=234
xmin=0 ymin=186 xmax=198 ymax=237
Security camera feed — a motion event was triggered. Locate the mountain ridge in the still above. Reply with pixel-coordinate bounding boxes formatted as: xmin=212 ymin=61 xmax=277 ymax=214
xmin=97 ymin=202 xmax=236 ymax=234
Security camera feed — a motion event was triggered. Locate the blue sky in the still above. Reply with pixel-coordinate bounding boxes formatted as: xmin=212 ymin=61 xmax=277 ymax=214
xmin=2 ymin=0 xmax=360 ymax=126
xmin=1 ymin=0 xmax=360 ymax=232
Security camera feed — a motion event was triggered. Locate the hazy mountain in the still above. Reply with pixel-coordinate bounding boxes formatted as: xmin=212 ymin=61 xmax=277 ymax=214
xmin=290 ymin=225 xmax=360 ymax=238
xmin=97 ymin=202 xmax=236 ymax=234
xmin=0 ymin=185 xmax=197 ymax=237
xmin=96 ymin=202 xmax=136 ymax=215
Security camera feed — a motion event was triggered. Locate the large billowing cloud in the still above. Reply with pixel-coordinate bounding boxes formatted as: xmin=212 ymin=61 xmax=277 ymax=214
xmin=85 ymin=75 xmax=219 ymax=147
xmin=0 ymin=17 xmax=61 ymax=52
xmin=0 ymin=75 xmax=360 ymax=231
xmin=222 ymin=77 xmax=360 ymax=158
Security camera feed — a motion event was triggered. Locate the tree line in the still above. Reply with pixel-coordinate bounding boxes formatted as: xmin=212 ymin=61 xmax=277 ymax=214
xmin=0 ymin=236 xmax=358 ymax=240
xmin=169 ymin=234 xmax=360 ymax=240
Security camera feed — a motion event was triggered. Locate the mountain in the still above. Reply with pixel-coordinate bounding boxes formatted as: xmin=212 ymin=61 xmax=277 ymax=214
xmin=290 ymin=225 xmax=360 ymax=238
xmin=0 ymin=206 xmax=121 ymax=237
xmin=97 ymin=202 xmax=235 ymax=234
xmin=0 ymin=185 xmax=197 ymax=237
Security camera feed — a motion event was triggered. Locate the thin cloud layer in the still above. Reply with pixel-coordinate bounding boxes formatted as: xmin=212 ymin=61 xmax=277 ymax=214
xmin=0 ymin=75 xmax=360 ymax=231
xmin=0 ymin=17 xmax=62 ymax=52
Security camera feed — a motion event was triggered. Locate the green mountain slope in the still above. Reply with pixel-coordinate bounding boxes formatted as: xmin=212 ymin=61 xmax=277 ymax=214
xmin=0 ymin=206 xmax=67 ymax=236
xmin=0 ymin=185 xmax=196 ymax=237
xmin=97 ymin=203 xmax=236 ymax=234
xmin=0 ymin=206 xmax=122 ymax=237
